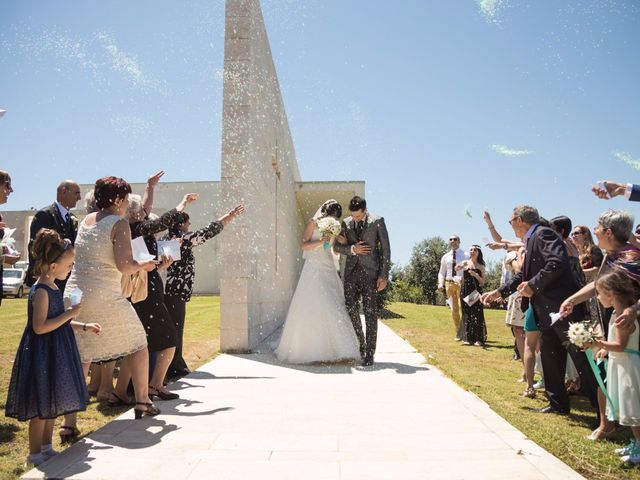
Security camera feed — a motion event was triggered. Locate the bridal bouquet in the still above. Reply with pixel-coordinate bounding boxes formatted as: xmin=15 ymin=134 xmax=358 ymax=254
xmin=317 ymin=217 xmax=342 ymax=250
xmin=567 ymin=321 xmax=596 ymax=348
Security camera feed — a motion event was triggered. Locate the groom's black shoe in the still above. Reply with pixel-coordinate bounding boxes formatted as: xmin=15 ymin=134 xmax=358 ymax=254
xmin=362 ymin=356 xmax=374 ymax=367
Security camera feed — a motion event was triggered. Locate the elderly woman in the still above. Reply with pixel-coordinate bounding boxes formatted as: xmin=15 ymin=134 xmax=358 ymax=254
xmin=61 ymin=176 xmax=159 ymax=437
xmin=560 ymin=209 xmax=639 ymax=441
xmin=127 ymin=192 xmax=197 ymax=400
xmin=163 ymin=204 xmax=245 ymax=379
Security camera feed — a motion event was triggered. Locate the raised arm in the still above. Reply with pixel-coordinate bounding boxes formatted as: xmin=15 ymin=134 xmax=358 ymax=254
xmin=483 ymin=210 xmax=504 ymax=243
xmin=141 ymin=170 xmax=165 ymax=215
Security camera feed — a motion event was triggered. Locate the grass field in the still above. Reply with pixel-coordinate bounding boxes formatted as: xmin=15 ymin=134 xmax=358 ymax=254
xmin=383 ymin=302 xmax=639 ymax=480
xmin=0 ymin=296 xmax=220 ymax=480
xmin=1 ymin=297 xmax=638 ymax=479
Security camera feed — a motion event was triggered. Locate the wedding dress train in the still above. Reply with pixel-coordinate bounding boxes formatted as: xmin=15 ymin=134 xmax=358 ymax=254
xmin=275 ymin=229 xmax=360 ymax=364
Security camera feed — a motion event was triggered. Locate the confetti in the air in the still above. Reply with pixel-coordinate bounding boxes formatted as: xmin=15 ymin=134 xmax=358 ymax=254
xmin=614 ymin=151 xmax=640 ymax=170
xmin=491 ymin=144 xmax=533 ymax=157
xmin=464 ymin=205 xmax=473 ymax=219
xmin=477 ymin=0 xmax=507 ymax=25
xmin=0 ymin=109 xmax=6 ymax=118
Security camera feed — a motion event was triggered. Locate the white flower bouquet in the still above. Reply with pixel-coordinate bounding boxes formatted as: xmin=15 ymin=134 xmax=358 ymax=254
xmin=567 ymin=321 xmax=596 ymax=349
xmin=317 ymin=217 xmax=342 ymax=250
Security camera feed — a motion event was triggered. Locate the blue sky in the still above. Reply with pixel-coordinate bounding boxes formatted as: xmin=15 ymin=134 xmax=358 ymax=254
xmin=1 ymin=0 xmax=640 ymax=266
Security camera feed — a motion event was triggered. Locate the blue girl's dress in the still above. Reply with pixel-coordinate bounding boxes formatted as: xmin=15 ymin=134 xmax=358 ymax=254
xmin=5 ymin=283 xmax=88 ymax=421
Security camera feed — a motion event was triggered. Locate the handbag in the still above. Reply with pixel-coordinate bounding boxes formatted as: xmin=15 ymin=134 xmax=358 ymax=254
xmin=121 ymin=271 xmax=148 ymax=303
xmin=463 ymin=290 xmax=481 ymax=306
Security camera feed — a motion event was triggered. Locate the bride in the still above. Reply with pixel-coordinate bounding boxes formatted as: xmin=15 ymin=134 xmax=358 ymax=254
xmin=275 ymin=199 xmax=361 ymax=364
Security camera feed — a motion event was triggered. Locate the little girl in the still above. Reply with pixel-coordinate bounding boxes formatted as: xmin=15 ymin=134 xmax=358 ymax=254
xmin=592 ymin=271 xmax=640 ymax=464
xmin=5 ymin=229 xmax=101 ymax=467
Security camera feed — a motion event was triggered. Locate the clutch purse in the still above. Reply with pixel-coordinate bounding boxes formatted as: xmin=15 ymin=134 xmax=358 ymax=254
xmin=121 ymin=271 xmax=148 ymax=303
xmin=463 ymin=290 xmax=481 ymax=306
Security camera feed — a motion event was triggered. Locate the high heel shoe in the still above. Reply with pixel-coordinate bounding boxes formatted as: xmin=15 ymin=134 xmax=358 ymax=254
xmin=134 ymin=402 xmax=161 ymax=419
xmin=107 ymin=392 xmax=135 ymax=407
xmin=149 ymin=385 xmax=179 ymax=401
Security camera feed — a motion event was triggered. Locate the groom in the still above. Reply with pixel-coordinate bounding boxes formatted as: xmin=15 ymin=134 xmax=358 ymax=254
xmin=334 ymin=196 xmax=391 ymax=366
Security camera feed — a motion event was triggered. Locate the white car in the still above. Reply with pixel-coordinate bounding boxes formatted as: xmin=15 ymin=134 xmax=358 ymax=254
xmin=14 ymin=260 xmax=29 ymax=272
xmin=3 ymin=268 xmax=27 ymax=298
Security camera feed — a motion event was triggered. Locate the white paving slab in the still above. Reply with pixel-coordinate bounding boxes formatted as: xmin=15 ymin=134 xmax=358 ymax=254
xmin=23 ymin=322 xmax=584 ymax=480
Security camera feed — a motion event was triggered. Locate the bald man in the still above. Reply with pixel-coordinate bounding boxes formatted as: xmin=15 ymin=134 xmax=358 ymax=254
xmin=25 ymin=180 xmax=81 ymax=288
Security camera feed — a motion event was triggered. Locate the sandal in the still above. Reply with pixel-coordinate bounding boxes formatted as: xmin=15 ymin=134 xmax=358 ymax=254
xmin=134 ymin=402 xmax=161 ymax=419
xmin=59 ymin=425 xmax=80 ymax=443
xmin=522 ymin=387 xmax=536 ymax=399
xmin=149 ymin=386 xmax=179 ymax=401
xmin=107 ymin=392 xmax=135 ymax=407
xmin=586 ymin=427 xmax=616 ymax=441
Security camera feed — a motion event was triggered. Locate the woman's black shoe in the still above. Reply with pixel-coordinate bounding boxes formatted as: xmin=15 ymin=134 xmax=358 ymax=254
xmin=149 ymin=386 xmax=180 ymax=401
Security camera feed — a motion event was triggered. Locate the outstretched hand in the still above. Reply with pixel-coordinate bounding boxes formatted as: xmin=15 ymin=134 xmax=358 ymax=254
xmin=480 ymin=290 xmax=501 ymax=306
xmin=147 ymin=170 xmax=165 ymax=188
xmin=592 ymin=180 xmax=625 ymax=199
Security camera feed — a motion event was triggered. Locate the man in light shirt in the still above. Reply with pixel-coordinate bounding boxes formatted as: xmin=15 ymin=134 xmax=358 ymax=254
xmin=25 ymin=180 xmax=81 ymax=289
xmin=438 ymin=235 xmax=468 ymax=340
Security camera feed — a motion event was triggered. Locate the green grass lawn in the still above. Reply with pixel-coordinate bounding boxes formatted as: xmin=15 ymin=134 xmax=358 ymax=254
xmin=383 ymin=302 xmax=639 ymax=480
xmin=0 ymin=295 xmax=220 ymax=480
xmin=1 ymin=298 xmax=638 ymax=479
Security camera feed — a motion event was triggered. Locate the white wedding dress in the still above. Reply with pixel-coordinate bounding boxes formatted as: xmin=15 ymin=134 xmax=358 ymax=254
xmin=275 ymin=227 xmax=360 ymax=364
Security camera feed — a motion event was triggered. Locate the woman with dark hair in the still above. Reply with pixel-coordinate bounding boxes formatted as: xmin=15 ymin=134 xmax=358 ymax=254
xmin=163 ymin=204 xmax=245 ymax=380
xmin=275 ymin=199 xmax=360 ymax=363
xmin=456 ymin=245 xmax=487 ymax=346
xmin=551 ymin=215 xmax=586 ymax=288
xmin=127 ymin=192 xmax=197 ymax=400
xmin=61 ymin=176 xmax=160 ymax=437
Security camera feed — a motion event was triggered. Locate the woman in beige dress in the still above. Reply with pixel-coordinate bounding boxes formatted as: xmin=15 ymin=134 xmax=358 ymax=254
xmin=61 ymin=177 xmax=160 ymax=435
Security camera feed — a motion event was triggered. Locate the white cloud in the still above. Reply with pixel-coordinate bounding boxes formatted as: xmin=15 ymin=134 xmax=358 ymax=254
xmin=491 ymin=144 xmax=533 ymax=157
xmin=477 ymin=0 xmax=507 ymax=24
xmin=614 ymin=151 xmax=640 ymax=170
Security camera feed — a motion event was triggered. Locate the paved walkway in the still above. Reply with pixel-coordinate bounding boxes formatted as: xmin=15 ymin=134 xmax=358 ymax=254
xmin=24 ymin=322 xmax=583 ymax=479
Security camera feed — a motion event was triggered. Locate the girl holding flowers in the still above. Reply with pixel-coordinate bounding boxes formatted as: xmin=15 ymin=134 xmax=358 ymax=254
xmin=590 ymin=271 xmax=640 ymax=463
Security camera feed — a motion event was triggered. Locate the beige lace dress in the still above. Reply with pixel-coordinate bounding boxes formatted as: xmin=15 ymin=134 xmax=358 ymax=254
xmin=64 ymin=214 xmax=147 ymax=363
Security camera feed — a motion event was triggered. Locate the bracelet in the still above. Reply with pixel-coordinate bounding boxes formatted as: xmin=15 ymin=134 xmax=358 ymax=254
xmin=83 ymin=323 xmax=87 ymax=332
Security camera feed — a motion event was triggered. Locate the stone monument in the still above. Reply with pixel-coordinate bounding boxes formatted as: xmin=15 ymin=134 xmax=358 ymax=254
xmin=219 ymin=0 xmax=364 ymax=351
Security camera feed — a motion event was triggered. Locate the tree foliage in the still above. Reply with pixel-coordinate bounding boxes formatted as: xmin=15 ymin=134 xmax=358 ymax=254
xmin=404 ymin=237 xmax=448 ymax=305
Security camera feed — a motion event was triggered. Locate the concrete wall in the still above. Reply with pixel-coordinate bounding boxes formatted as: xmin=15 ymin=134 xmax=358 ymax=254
xmin=2 ymin=182 xmax=223 ymax=296
xmin=220 ymin=0 xmax=303 ymax=352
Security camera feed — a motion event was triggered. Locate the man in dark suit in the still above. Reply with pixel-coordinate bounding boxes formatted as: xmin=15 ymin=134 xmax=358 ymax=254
xmin=25 ymin=180 xmax=81 ymax=288
xmin=482 ymin=205 xmax=598 ymax=414
xmin=334 ymin=196 xmax=391 ymax=366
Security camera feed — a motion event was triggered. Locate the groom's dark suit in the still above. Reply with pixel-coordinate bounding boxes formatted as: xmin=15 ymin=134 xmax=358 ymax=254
xmin=498 ymin=224 xmax=598 ymax=413
xmin=334 ymin=213 xmax=391 ymax=362
xmin=26 ymin=203 xmax=78 ymax=288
